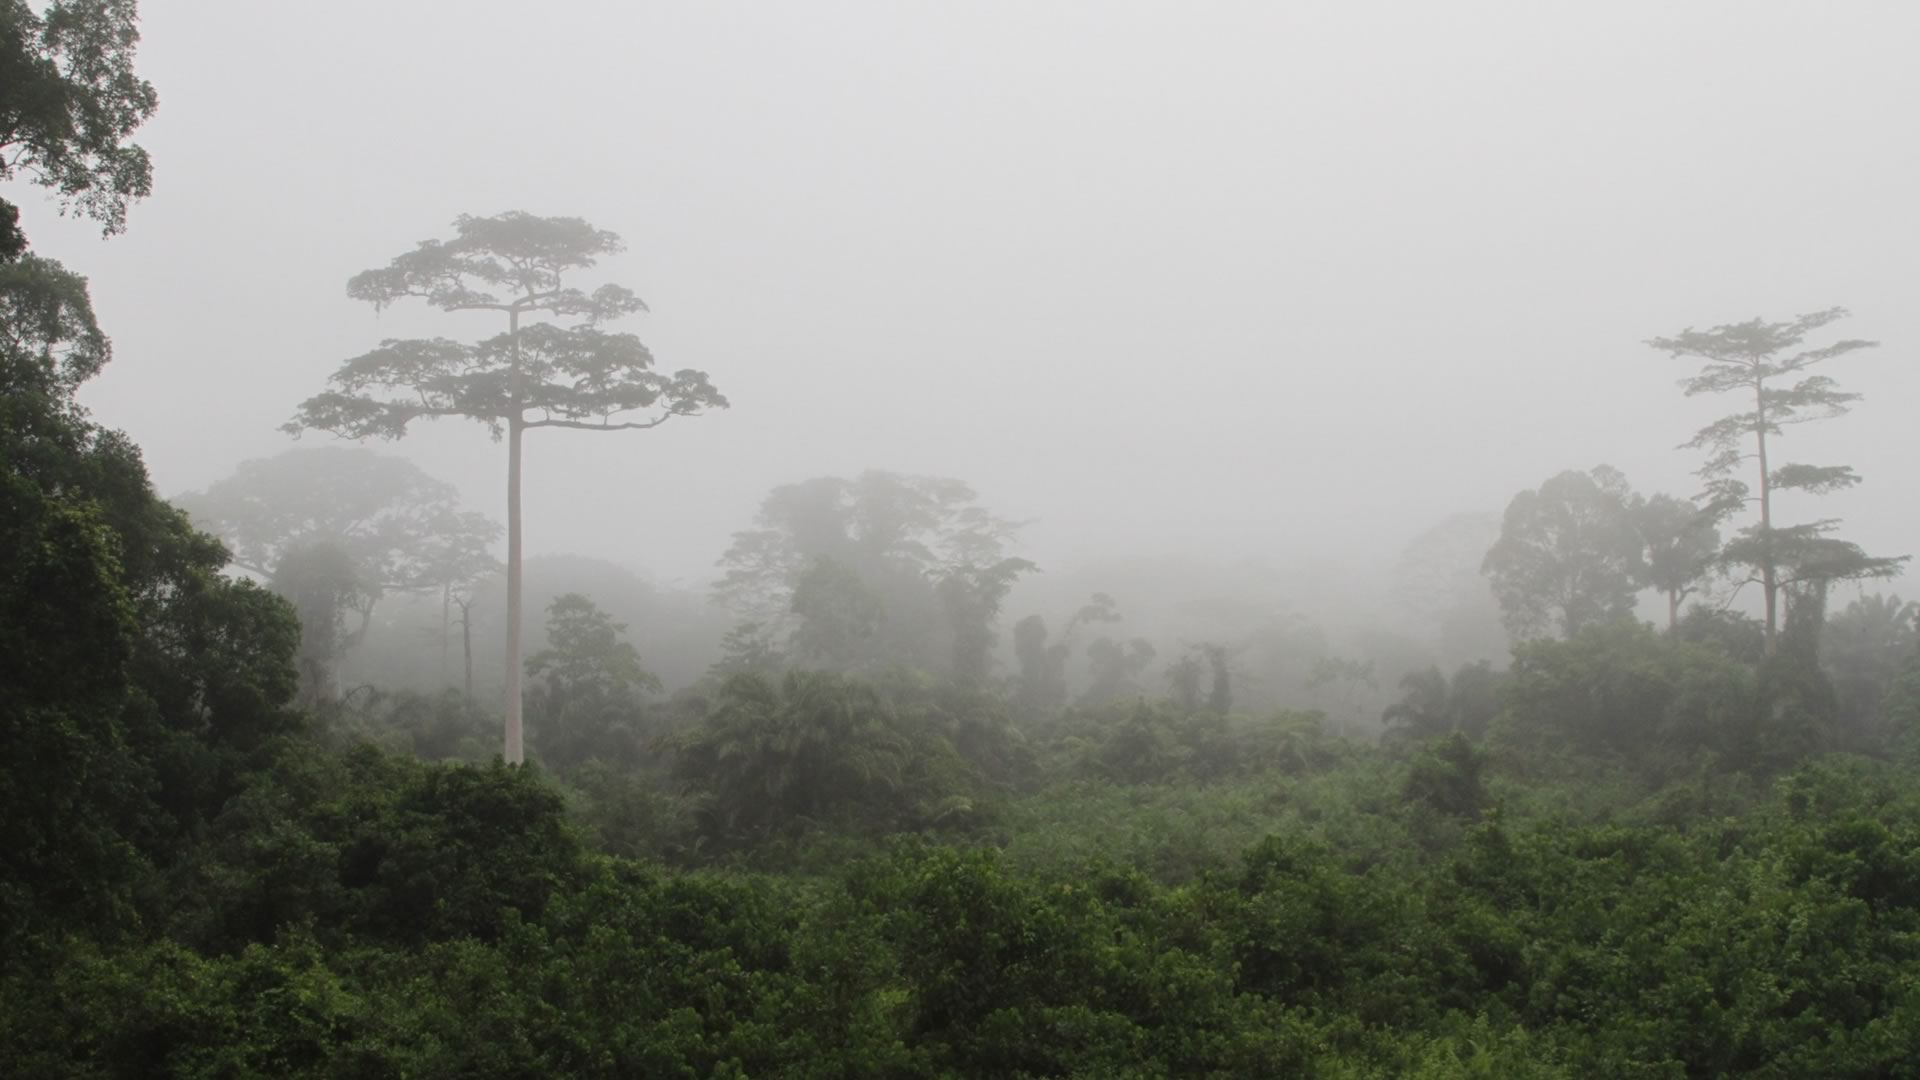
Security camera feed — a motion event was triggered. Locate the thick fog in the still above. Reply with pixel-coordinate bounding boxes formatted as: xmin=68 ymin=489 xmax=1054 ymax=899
xmin=28 ymin=0 xmax=1920 ymax=605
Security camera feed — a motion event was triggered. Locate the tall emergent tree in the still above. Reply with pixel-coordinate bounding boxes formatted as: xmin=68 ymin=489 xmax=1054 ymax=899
xmin=285 ymin=213 xmax=727 ymax=762
xmin=1648 ymin=308 xmax=1905 ymax=656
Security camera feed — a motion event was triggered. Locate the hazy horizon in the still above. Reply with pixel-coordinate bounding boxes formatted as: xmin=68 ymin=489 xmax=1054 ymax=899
xmin=20 ymin=0 xmax=1916 ymax=598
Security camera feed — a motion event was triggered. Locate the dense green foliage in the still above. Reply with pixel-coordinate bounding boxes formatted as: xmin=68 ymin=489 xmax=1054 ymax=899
xmin=13 ymin=701 xmax=1920 ymax=1077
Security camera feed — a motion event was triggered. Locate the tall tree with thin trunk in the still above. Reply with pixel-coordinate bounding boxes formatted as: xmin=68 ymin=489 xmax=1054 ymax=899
xmin=1647 ymin=308 xmax=1904 ymax=656
xmin=285 ymin=212 xmax=727 ymax=762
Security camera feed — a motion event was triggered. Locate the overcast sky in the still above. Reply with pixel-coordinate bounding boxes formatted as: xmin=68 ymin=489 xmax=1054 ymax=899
xmin=22 ymin=0 xmax=1920 ymax=596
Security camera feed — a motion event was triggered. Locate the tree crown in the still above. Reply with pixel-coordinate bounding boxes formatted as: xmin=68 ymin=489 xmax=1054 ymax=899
xmin=0 ymin=0 xmax=158 ymax=251
xmin=346 ymin=211 xmax=645 ymax=321
xmin=286 ymin=213 xmax=726 ymax=443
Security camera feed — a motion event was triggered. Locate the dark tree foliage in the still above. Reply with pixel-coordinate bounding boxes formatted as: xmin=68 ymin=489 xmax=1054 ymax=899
xmin=0 ymin=0 xmax=158 ymax=251
xmin=2 ymin=251 xmax=299 ymax=952
xmin=525 ymin=592 xmax=661 ymax=771
xmin=1401 ymin=733 xmax=1489 ymax=819
xmin=0 ymin=252 xmax=106 ymax=385
xmin=671 ymin=670 xmax=970 ymax=843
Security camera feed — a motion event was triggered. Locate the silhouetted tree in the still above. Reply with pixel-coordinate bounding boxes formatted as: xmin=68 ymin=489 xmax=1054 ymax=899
xmin=525 ymin=593 xmax=660 ymax=769
xmin=788 ymin=556 xmax=887 ymax=669
xmin=718 ymin=471 xmax=1027 ymax=677
xmin=1011 ymin=593 xmax=1120 ymax=720
xmin=936 ymin=557 xmax=1036 ymax=685
xmin=1648 ymin=308 xmax=1905 ymax=655
xmin=270 ymin=540 xmax=372 ymax=706
xmin=179 ymin=449 xmax=498 ymax=696
xmin=177 ymin=447 xmax=487 ymax=590
xmin=1482 ymin=467 xmax=1643 ymax=640
xmin=672 ymin=670 xmax=918 ymax=838
xmin=286 ymin=212 xmax=727 ymax=762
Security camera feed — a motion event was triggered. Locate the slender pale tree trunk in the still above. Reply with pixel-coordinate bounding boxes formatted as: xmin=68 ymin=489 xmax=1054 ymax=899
xmin=1667 ymin=590 xmax=1680 ymax=632
xmin=440 ymin=581 xmax=451 ymax=688
xmin=503 ymin=306 xmax=526 ymax=763
xmin=458 ymin=598 xmax=475 ymax=712
xmin=1754 ymin=376 xmax=1777 ymax=657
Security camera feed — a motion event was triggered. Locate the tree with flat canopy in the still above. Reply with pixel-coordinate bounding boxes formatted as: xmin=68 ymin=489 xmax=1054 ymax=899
xmin=285 ymin=212 xmax=727 ymax=763
xmin=1647 ymin=308 xmax=1904 ymax=656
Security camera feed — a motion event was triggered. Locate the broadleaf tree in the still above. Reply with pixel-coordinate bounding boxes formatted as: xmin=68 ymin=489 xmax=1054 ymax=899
xmin=0 ymin=0 xmax=159 ymax=256
xmin=176 ymin=447 xmax=472 ymax=583
xmin=1647 ymin=308 xmax=1905 ymax=655
xmin=1481 ymin=466 xmax=1644 ymax=640
xmin=285 ymin=212 xmax=727 ymax=762
xmin=716 ymin=471 xmax=1031 ymax=678
xmin=176 ymin=448 xmax=500 ymax=701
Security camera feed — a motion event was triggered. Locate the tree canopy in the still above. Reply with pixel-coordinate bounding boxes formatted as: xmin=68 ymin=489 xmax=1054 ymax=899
xmin=176 ymin=447 xmax=490 ymax=586
xmin=0 ymin=0 xmax=158 ymax=255
xmin=717 ymin=471 xmax=1033 ymax=679
xmin=1482 ymin=467 xmax=1644 ymax=640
